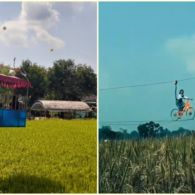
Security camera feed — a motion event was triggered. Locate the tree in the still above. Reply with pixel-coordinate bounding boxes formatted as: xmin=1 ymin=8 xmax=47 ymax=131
xmin=99 ymin=126 xmax=116 ymax=140
xmin=11 ymin=58 xmax=96 ymax=105
xmin=48 ymin=59 xmax=96 ymax=100
xmin=0 ymin=64 xmax=9 ymax=75
xmin=48 ymin=59 xmax=78 ymax=100
xmin=156 ymin=127 xmax=171 ymax=138
xmin=129 ymin=131 xmax=139 ymax=139
xmin=75 ymin=65 xmax=97 ymax=98
xmin=137 ymin=121 xmax=160 ymax=138
xmin=16 ymin=60 xmax=49 ymax=106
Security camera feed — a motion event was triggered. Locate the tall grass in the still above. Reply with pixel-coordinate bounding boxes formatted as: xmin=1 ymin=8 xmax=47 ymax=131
xmin=99 ymin=135 xmax=195 ymax=193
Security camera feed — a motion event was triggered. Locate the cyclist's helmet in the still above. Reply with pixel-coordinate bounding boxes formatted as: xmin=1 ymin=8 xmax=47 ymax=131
xmin=179 ymin=89 xmax=184 ymax=94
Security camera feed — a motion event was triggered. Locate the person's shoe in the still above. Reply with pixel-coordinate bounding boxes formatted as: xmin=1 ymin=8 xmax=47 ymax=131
xmin=178 ymin=111 xmax=183 ymax=116
xmin=177 ymin=111 xmax=183 ymax=120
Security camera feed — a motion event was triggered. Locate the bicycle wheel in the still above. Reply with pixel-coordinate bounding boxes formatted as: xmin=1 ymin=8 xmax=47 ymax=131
xmin=186 ymin=107 xmax=195 ymax=120
xmin=171 ymin=108 xmax=179 ymax=120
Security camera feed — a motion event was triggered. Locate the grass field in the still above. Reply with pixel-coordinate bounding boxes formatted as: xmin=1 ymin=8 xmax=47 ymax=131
xmin=99 ymin=135 xmax=195 ymax=193
xmin=0 ymin=119 xmax=96 ymax=193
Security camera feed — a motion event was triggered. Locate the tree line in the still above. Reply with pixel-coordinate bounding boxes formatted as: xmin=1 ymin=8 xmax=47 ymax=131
xmin=99 ymin=122 xmax=195 ymax=141
xmin=0 ymin=59 xmax=96 ymax=106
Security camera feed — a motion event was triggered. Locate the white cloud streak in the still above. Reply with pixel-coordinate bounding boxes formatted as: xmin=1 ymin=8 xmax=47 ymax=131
xmin=0 ymin=2 xmax=64 ymax=49
xmin=166 ymin=35 xmax=195 ymax=72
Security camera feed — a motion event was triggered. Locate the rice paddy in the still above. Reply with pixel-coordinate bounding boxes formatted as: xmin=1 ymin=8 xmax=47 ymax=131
xmin=0 ymin=119 xmax=97 ymax=193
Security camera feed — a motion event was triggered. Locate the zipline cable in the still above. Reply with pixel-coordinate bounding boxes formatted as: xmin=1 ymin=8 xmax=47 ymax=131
xmin=100 ymin=76 xmax=195 ymax=91
xmin=100 ymin=76 xmax=195 ymax=126
xmin=100 ymin=118 xmax=194 ymax=126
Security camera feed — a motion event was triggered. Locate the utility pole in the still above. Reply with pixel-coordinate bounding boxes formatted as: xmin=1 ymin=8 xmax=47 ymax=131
xmin=13 ymin=57 xmax=16 ymax=69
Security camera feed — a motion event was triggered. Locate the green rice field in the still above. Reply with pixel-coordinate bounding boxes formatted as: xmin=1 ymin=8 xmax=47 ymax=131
xmin=0 ymin=119 xmax=97 ymax=193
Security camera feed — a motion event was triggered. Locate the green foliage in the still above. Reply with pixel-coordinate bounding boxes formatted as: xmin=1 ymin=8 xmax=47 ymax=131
xmin=48 ymin=59 xmax=78 ymax=100
xmin=12 ymin=59 xmax=96 ymax=104
xmin=99 ymin=135 xmax=195 ymax=193
xmin=0 ymin=65 xmax=9 ymax=75
xmin=48 ymin=59 xmax=96 ymax=100
xmin=138 ymin=121 xmax=160 ymax=138
xmin=99 ymin=126 xmax=128 ymax=140
xmin=0 ymin=119 xmax=97 ymax=193
xmin=16 ymin=60 xmax=49 ymax=105
xmin=75 ymin=65 xmax=97 ymax=97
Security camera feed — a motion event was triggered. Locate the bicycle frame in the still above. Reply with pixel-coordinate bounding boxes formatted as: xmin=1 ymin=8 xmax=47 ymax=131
xmin=179 ymin=100 xmax=192 ymax=115
xmin=184 ymin=100 xmax=191 ymax=111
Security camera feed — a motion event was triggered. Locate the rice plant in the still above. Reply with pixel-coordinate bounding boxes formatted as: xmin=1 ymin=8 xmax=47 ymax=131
xmin=99 ymin=135 xmax=195 ymax=193
xmin=0 ymin=119 xmax=97 ymax=193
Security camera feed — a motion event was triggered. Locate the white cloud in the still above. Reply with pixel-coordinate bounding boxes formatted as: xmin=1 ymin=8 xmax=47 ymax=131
xmin=20 ymin=2 xmax=59 ymax=28
xmin=0 ymin=2 xmax=64 ymax=49
xmin=53 ymin=2 xmax=93 ymax=16
xmin=166 ymin=35 xmax=195 ymax=72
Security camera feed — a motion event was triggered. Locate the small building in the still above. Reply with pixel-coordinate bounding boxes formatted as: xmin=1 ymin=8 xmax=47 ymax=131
xmin=82 ymin=95 xmax=96 ymax=106
xmin=82 ymin=95 xmax=97 ymax=117
xmin=31 ymin=100 xmax=91 ymax=119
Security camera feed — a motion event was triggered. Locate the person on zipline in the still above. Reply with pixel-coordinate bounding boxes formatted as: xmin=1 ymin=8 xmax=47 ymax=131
xmin=175 ymin=80 xmax=192 ymax=114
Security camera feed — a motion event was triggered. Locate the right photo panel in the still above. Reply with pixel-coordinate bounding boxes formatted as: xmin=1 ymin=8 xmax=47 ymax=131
xmin=99 ymin=2 xmax=195 ymax=193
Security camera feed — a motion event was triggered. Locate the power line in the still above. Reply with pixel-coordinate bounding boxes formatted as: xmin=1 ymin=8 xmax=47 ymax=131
xmin=100 ymin=118 xmax=194 ymax=126
xmin=101 ymin=119 xmax=167 ymax=123
xmin=101 ymin=118 xmax=193 ymax=124
xmin=100 ymin=76 xmax=195 ymax=126
xmin=100 ymin=76 xmax=195 ymax=91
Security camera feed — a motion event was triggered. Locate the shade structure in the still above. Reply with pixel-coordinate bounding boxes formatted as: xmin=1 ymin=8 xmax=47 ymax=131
xmin=0 ymin=74 xmax=31 ymax=89
xmin=31 ymin=100 xmax=91 ymax=112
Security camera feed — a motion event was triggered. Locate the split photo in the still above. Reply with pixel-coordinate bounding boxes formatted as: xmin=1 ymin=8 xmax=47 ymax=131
xmin=0 ymin=2 xmax=97 ymax=193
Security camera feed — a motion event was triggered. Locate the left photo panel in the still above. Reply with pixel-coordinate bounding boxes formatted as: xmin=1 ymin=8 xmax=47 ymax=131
xmin=0 ymin=2 xmax=97 ymax=193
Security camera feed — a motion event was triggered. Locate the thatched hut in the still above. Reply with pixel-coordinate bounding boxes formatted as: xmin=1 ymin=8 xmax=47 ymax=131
xmin=31 ymin=100 xmax=91 ymax=119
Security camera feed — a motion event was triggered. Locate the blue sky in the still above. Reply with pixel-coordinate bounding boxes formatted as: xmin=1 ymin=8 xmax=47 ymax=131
xmin=99 ymin=2 xmax=195 ymax=132
xmin=0 ymin=2 xmax=97 ymax=71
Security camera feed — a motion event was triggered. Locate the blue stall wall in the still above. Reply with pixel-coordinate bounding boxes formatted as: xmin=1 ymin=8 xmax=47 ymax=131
xmin=0 ymin=109 xmax=26 ymax=127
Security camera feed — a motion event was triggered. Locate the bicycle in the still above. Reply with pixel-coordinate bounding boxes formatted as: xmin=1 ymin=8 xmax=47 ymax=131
xmin=171 ymin=99 xmax=195 ymax=120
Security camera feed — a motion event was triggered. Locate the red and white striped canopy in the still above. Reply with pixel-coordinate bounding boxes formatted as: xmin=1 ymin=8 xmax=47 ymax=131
xmin=0 ymin=74 xmax=31 ymax=89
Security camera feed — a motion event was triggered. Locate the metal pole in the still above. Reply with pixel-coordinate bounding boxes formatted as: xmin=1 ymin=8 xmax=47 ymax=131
xmin=13 ymin=57 xmax=16 ymax=69
xmin=25 ymin=76 xmax=29 ymax=109
xmin=21 ymin=72 xmax=29 ymax=109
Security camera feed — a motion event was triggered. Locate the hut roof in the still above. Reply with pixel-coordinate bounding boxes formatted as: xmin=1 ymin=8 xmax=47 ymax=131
xmin=82 ymin=95 xmax=96 ymax=101
xmin=31 ymin=100 xmax=91 ymax=112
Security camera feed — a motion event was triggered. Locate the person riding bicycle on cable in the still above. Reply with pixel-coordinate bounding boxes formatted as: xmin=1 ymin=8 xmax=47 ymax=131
xmin=175 ymin=80 xmax=192 ymax=112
